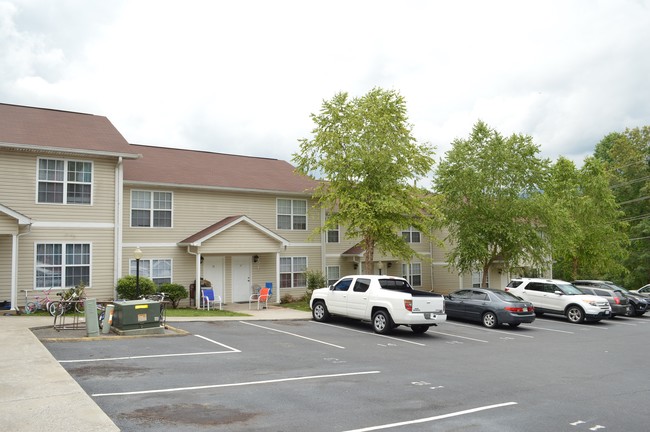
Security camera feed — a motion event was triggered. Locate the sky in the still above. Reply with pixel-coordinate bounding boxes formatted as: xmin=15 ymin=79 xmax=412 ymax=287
xmin=1 ymin=0 xmax=649 ymax=175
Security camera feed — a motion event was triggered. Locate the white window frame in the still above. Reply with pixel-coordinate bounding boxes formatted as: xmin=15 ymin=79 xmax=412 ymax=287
xmin=277 ymin=199 xmax=307 ymax=230
xmin=280 ymin=256 xmax=307 ymax=288
xmin=130 ymin=190 xmax=173 ymax=228
xmin=401 ymin=227 xmax=421 ymax=243
xmin=327 ymin=225 xmax=340 ymax=243
xmin=401 ymin=262 xmax=422 ymax=287
xmin=472 ymin=271 xmax=489 ymax=288
xmin=36 ymin=158 xmax=93 ymax=205
xmin=326 ymin=266 xmax=340 ymax=286
xmin=35 ymin=242 xmax=91 ymax=289
xmin=129 ymin=258 xmax=173 ymax=285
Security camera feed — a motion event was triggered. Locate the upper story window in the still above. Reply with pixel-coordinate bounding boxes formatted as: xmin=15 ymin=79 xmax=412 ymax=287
xmin=37 ymin=158 xmax=92 ymax=204
xmin=327 ymin=225 xmax=340 ymax=243
xmin=130 ymin=258 xmax=172 ymax=285
xmin=35 ymin=243 xmax=91 ymax=289
xmin=401 ymin=227 xmax=421 ymax=243
xmin=131 ymin=191 xmax=173 ymax=227
xmin=277 ymin=199 xmax=307 ymax=230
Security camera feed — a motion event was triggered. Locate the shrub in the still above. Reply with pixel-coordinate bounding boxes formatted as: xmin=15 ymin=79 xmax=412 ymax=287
xmin=116 ymin=275 xmax=157 ymax=300
xmin=305 ymin=270 xmax=327 ymax=299
xmin=280 ymin=293 xmax=294 ymax=304
xmin=158 ymin=283 xmax=188 ymax=309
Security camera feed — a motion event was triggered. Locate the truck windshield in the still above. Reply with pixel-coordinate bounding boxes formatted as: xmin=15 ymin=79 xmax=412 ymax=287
xmin=378 ymin=279 xmax=412 ymax=292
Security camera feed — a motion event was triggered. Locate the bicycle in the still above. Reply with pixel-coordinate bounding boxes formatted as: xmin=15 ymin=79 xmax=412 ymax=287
xmin=51 ymin=284 xmax=87 ymax=316
xmin=23 ymin=289 xmax=58 ymax=316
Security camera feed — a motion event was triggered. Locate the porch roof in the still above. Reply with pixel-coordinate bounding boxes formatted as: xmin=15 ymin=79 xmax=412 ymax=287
xmin=0 ymin=203 xmax=32 ymax=225
xmin=178 ymin=215 xmax=289 ymax=247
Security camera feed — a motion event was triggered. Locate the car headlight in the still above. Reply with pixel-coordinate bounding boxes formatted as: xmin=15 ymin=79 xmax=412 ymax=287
xmin=582 ymin=300 xmax=598 ymax=306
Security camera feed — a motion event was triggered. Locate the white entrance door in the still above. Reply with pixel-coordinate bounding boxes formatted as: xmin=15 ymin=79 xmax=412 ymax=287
xmin=203 ymin=256 xmax=225 ymax=302
xmin=232 ymin=255 xmax=252 ymax=302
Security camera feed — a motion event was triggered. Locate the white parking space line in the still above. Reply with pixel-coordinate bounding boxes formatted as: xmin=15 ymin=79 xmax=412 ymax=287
xmin=92 ymin=370 xmax=381 ymax=397
xmin=341 ymin=401 xmax=518 ymax=432
xmin=446 ymin=322 xmax=535 ymax=338
xmin=310 ymin=321 xmax=427 ymax=346
xmin=526 ymin=325 xmax=574 ymax=334
xmin=609 ymin=320 xmax=637 ymax=326
xmin=240 ymin=321 xmax=346 ymax=349
xmin=427 ymin=330 xmax=489 ymax=343
xmin=59 ymin=334 xmax=240 ymax=363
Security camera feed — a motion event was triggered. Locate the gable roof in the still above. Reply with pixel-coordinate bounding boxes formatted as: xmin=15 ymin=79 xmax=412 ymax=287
xmin=0 ymin=203 xmax=32 ymax=225
xmin=123 ymin=144 xmax=319 ymax=194
xmin=178 ymin=215 xmax=289 ymax=246
xmin=0 ymin=103 xmax=139 ymax=158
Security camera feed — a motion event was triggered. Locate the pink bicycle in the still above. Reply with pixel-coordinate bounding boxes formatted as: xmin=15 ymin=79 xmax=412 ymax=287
xmin=23 ymin=289 xmax=58 ymax=315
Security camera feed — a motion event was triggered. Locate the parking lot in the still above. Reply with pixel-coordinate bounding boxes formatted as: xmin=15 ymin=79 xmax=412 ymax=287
xmin=45 ymin=315 xmax=650 ymax=431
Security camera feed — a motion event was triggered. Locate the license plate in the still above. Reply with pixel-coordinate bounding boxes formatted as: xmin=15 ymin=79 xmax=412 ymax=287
xmin=605 ymin=311 xmax=610 ymax=315
xmin=424 ymin=313 xmax=435 ymax=319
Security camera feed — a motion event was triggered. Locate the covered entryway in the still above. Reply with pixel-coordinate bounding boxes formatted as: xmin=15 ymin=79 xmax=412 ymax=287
xmin=0 ymin=204 xmax=32 ymax=312
xmin=178 ymin=215 xmax=289 ymax=306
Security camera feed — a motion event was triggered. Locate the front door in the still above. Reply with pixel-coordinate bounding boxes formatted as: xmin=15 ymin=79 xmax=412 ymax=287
xmin=203 ymin=256 xmax=225 ymax=302
xmin=232 ymin=255 xmax=252 ymax=302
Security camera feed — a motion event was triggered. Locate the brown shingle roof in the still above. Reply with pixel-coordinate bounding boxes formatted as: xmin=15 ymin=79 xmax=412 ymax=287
xmin=124 ymin=144 xmax=320 ymax=194
xmin=0 ymin=103 xmax=138 ymax=157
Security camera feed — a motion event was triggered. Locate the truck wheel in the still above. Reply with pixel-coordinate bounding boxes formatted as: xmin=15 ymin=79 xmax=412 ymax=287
xmin=566 ymin=306 xmax=585 ymax=323
xmin=411 ymin=325 xmax=429 ymax=334
xmin=312 ymin=301 xmax=330 ymax=322
xmin=372 ymin=310 xmax=394 ymax=334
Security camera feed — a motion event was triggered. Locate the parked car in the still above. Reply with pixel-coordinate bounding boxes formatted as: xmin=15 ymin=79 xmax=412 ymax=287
xmin=310 ymin=275 xmax=446 ymax=334
xmin=631 ymin=284 xmax=650 ymax=297
xmin=444 ymin=288 xmax=535 ymax=328
xmin=505 ymin=278 xmax=611 ymax=323
xmin=571 ymin=280 xmax=648 ymax=317
xmin=574 ymin=285 xmax=631 ymax=318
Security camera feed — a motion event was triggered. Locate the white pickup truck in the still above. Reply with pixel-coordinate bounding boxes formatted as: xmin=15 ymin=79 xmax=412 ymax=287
xmin=310 ymin=275 xmax=446 ymax=334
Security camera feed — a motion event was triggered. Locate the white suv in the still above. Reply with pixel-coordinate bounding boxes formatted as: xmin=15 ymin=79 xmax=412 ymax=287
xmin=505 ymin=278 xmax=611 ymax=323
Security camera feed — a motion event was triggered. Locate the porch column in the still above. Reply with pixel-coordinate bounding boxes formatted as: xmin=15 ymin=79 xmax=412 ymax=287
xmin=195 ymin=252 xmax=202 ymax=308
xmin=275 ymin=251 xmax=280 ymax=303
xmin=10 ymin=233 xmax=18 ymax=311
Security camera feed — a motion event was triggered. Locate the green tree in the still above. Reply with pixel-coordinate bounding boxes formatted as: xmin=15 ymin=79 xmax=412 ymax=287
xmin=547 ymin=157 xmax=629 ymax=280
xmin=594 ymin=126 xmax=650 ymax=288
xmin=434 ymin=120 xmax=551 ymax=286
xmin=294 ymin=88 xmax=438 ymax=274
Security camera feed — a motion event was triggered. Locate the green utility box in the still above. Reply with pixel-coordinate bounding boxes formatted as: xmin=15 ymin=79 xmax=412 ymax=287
xmin=112 ymin=300 xmax=161 ymax=330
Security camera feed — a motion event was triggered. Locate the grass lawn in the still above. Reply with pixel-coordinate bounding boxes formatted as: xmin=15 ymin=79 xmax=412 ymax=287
xmin=279 ymin=299 xmax=310 ymax=312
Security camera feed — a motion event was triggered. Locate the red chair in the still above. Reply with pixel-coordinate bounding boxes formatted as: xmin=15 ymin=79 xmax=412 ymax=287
xmin=249 ymin=287 xmax=270 ymax=310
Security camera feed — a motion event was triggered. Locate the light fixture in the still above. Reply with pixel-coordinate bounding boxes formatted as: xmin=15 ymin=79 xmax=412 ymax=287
xmin=253 ymin=255 xmax=259 ymax=263
xmin=387 ymin=262 xmax=392 ymax=268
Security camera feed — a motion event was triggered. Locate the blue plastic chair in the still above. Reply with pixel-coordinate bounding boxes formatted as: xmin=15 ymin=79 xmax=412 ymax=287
xmin=201 ymin=288 xmax=222 ymax=310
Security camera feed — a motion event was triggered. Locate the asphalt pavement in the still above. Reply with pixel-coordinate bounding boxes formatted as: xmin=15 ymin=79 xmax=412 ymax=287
xmin=0 ymin=304 xmax=311 ymax=432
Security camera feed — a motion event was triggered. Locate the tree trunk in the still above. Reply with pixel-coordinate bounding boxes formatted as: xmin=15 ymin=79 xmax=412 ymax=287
xmin=363 ymin=236 xmax=375 ymax=274
xmin=481 ymin=263 xmax=490 ymax=288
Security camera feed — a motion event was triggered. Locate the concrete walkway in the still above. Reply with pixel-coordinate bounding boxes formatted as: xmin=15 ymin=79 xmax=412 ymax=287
xmin=0 ymin=305 xmax=311 ymax=431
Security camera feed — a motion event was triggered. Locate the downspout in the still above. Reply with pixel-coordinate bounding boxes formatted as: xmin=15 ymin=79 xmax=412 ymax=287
xmin=187 ymin=245 xmax=202 ymax=308
xmin=11 ymin=224 xmax=32 ymax=312
xmin=114 ymin=157 xmax=123 ymax=300
xmin=429 ymin=229 xmax=434 ymax=292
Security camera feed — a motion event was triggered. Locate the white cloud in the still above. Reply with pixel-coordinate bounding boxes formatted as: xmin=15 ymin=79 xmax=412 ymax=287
xmin=1 ymin=0 xmax=649 ymax=170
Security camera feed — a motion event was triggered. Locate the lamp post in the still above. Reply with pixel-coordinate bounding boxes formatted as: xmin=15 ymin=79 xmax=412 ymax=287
xmin=134 ymin=247 xmax=143 ymax=299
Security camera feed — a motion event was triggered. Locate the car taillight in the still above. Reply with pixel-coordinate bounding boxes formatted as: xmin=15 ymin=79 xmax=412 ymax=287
xmin=504 ymin=288 xmax=510 ymax=292
xmin=614 ymin=297 xmax=620 ymax=304
xmin=404 ymin=299 xmax=413 ymax=311
xmin=504 ymin=306 xmax=524 ymax=312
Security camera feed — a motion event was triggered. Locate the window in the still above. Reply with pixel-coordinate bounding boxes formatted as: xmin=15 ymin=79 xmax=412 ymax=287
xmin=326 ymin=266 xmax=340 ymax=286
xmin=35 ymin=243 xmax=90 ymax=288
xmin=327 ymin=225 xmax=340 ymax=243
xmin=277 ymin=199 xmax=307 ymax=230
xmin=131 ymin=191 xmax=173 ymax=227
xmin=38 ymin=158 xmax=92 ymax=204
xmin=280 ymin=257 xmax=307 ymax=288
xmin=332 ymin=278 xmax=353 ymax=291
xmin=401 ymin=227 xmax=421 ymax=243
xmin=130 ymin=259 xmax=172 ymax=285
xmin=402 ymin=263 xmax=422 ymax=287
xmin=472 ymin=271 xmax=489 ymax=288
xmin=353 ymin=278 xmax=371 ymax=292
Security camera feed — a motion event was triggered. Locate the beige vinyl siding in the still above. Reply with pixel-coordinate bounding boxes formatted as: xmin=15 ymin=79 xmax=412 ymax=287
xmin=432 ymin=265 xmax=462 ymax=294
xmin=0 ymin=214 xmax=18 ymax=234
xmin=200 ymin=223 xmax=281 ymax=254
xmin=0 ymin=151 xmax=117 ymax=223
xmin=123 ymin=186 xmax=317 ymax=246
xmin=0 ymin=236 xmax=11 ymax=302
xmin=13 ymin=228 xmax=116 ymax=303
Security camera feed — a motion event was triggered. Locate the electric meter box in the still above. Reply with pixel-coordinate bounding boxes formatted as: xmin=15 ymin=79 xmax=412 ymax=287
xmin=112 ymin=300 xmax=161 ymax=330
